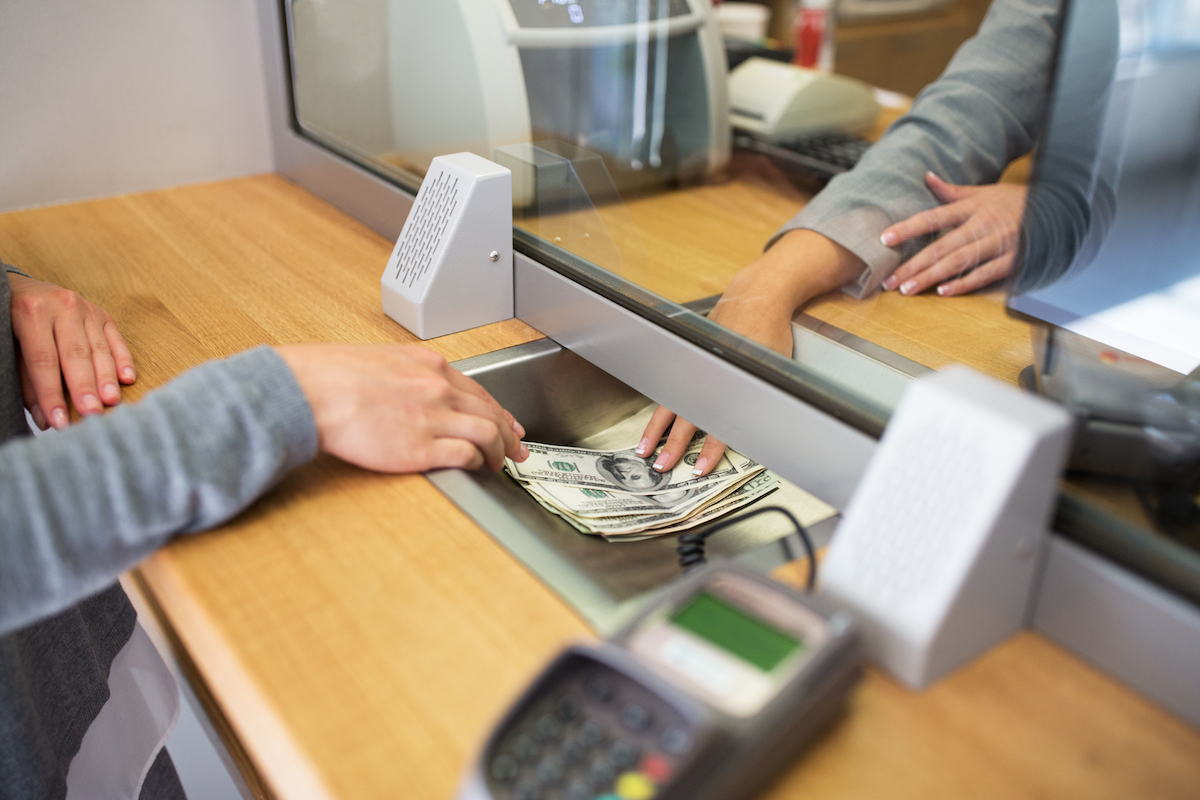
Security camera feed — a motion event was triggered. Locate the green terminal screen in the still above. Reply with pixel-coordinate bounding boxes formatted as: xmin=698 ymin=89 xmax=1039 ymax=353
xmin=671 ymin=592 xmax=802 ymax=673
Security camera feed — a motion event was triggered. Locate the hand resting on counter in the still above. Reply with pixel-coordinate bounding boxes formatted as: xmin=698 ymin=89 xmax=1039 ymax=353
xmin=6 ymin=273 xmax=528 ymax=475
xmin=881 ymin=173 xmax=1028 ymax=297
xmin=8 ymin=273 xmax=137 ymax=430
xmin=639 ymin=229 xmax=864 ymax=477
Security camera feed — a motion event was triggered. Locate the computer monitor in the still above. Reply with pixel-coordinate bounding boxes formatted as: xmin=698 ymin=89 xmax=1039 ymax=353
xmin=1008 ymin=0 xmax=1200 ymax=502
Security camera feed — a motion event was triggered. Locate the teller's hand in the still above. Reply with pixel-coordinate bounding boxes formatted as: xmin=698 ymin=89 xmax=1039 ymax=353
xmin=637 ymin=230 xmax=864 ymax=476
xmin=8 ymin=274 xmax=137 ymax=430
xmin=881 ymin=173 xmax=1027 ymax=297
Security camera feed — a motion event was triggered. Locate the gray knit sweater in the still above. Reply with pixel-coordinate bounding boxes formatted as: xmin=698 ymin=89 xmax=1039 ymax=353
xmin=1 ymin=265 xmax=320 ymax=799
xmin=777 ymin=0 xmax=1061 ymax=297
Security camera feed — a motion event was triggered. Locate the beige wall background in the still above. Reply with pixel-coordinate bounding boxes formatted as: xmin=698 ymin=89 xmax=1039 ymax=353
xmin=0 ymin=0 xmax=273 ymax=213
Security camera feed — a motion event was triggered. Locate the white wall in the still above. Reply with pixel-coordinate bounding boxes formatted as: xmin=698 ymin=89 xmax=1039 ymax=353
xmin=0 ymin=0 xmax=274 ymax=212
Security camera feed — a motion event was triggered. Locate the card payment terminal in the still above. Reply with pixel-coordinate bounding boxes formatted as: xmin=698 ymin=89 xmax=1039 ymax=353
xmin=456 ymin=565 xmax=862 ymax=800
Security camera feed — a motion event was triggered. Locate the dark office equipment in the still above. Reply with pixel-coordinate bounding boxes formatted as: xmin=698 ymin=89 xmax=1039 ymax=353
xmin=723 ymin=36 xmax=793 ymax=71
xmin=456 ymin=564 xmax=861 ymax=800
xmin=734 ymin=131 xmax=871 ymax=184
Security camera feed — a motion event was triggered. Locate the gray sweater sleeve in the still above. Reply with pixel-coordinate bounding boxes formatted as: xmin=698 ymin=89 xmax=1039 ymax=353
xmin=771 ymin=0 xmax=1060 ymax=297
xmin=0 ymin=346 xmax=319 ymax=636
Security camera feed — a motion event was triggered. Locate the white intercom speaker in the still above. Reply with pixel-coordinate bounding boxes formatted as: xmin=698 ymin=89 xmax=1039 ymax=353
xmin=381 ymin=152 xmax=513 ymax=340
xmin=820 ymin=366 xmax=1072 ymax=689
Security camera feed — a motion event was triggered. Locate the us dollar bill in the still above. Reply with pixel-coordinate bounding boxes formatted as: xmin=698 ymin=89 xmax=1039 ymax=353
xmin=505 ymin=438 xmax=757 ymax=496
xmin=599 ymin=472 xmax=781 ymax=540
xmin=544 ymin=471 xmax=778 ymax=537
xmin=520 ymin=465 xmax=761 ymax=519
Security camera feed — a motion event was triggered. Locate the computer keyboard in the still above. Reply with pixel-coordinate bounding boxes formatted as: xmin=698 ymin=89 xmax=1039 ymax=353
xmin=734 ymin=132 xmax=872 ymax=183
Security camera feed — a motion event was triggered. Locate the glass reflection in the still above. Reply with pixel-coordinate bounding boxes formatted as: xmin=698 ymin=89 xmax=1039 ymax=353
xmin=282 ymin=0 xmax=1200 ymax=594
xmin=288 ymin=0 xmax=730 ymax=193
xmin=1009 ymin=0 xmax=1200 ymax=567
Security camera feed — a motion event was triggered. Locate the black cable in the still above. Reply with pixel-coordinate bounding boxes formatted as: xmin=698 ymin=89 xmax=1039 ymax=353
xmin=676 ymin=505 xmax=817 ymax=592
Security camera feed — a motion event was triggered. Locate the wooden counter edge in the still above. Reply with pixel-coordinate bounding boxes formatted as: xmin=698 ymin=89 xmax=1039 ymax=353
xmin=135 ymin=555 xmax=338 ymax=800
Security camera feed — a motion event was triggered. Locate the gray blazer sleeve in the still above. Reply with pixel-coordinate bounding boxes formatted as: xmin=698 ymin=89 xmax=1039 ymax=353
xmin=771 ymin=0 xmax=1061 ymax=297
xmin=0 ymin=346 xmax=319 ymax=636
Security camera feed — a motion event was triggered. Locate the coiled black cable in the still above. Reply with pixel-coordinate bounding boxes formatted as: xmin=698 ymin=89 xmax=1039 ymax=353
xmin=677 ymin=505 xmax=817 ymax=592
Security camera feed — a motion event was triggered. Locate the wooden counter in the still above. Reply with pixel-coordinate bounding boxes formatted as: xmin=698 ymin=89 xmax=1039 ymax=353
xmin=2 ymin=175 xmax=1198 ymax=800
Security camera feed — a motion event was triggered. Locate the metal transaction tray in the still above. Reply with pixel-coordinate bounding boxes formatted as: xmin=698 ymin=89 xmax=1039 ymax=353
xmin=430 ymin=339 xmax=839 ymax=635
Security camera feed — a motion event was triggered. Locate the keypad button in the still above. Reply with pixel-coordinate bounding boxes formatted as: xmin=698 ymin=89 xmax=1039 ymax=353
xmin=638 ymin=753 xmax=672 ymax=784
xmin=588 ymin=755 xmax=617 ymax=786
xmin=489 ymin=754 xmax=520 ymax=783
xmin=661 ymin=727 xmax=691 ymax=755
xmin=579 ymin=718 xmax=606 ymax=747
xmin=561 ymin=735 xmax=587 ymax=765
xmin=619 ymin=703 xmax=651 ymax=731
xmin=533 ymin=714 xmax=562 ymax=743
xmin=564 ymin=780 xmax=593 ymax=800
xmin=609 ymin=740 xmax=640 ymax=770
xmin=536 ymin=754 xmax=566 ymax=786
xmin=614 ymin=771 xmax=656 ymax=800
xmin=555 ymin=694 xmax=581 ymax=722
xmin=512 ymin=733 xmax=540 ymax=762
xmin=512 ymin=777 xmax=541 ymax=800
xmin=585 ymin=675 xmax=616 ymax=703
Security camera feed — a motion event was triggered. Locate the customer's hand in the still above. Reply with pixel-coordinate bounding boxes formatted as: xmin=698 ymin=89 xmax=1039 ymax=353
xmin=638 ymin=230 xmax=864 ymax=476
xmin=277 ymin=344 xmax=528 ymax=474
xmin=881 ymin=173 xmax=1027 ymax=297
xmin=8 ymin=274 xmax=137 ymax=430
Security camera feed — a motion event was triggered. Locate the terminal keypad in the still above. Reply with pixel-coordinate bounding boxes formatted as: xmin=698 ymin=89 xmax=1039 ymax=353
xmin=486 ymin=663 xmax=694 ymax=800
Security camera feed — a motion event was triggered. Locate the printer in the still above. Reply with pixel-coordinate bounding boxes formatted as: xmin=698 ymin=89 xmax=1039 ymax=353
xmin=385 ymin=0 xmax=731 ymax=195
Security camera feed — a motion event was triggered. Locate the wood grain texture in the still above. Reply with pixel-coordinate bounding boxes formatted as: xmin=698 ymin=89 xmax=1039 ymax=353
xmin=0 ymin=174 xmax=543 ymax=400
xmin=2 ymin=176 xmax=1198 ymax=799
xmin=524 ymin=150 xmax=1036 ymax=382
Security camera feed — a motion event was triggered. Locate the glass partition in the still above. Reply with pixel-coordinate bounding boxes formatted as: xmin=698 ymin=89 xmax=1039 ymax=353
xmin=279 ymin=0 xmax=1200 ymax=605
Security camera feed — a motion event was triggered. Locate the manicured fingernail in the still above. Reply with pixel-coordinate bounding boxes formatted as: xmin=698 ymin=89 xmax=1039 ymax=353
xmin=518 ymin=443 xmax=529 ymax=460
xmin=121 ymin=367 xmax=136 ymax=382
xmin=636 ymin=438 xmax=652 ymax=457
xmin=692 ymin=457 xmax=708 ymax=476
xmin=80 ymin=394 xmax=102 ymax=413
xmin=101 ymin=383 xmax=120 ymax=403
xmin=512 ymin=418 xmax=525 ymax=437
xmin=880 ymin=231 xmax=899 ymax=247
xmin=900 ymin=281 xmax=917 ymax=295
xmin=883 ymin=275 xmax=899 ymax=291
xmin=937 ymin=284 xmax=950 ymax=296
xmin=30 ymin=405 xmax=47 ymax=430
xmin=653 ymin=455 xmax=669 ymax=472
xmin=51 ymin=408 xmax=68 ymax=429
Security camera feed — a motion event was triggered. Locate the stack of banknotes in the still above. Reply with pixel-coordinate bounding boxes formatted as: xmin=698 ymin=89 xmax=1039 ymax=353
xmin=504 ymin=435 xmax=780 ymax=541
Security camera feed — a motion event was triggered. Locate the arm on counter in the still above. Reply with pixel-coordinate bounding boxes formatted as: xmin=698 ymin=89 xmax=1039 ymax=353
xmin=783 ymin=0 xmax=1059 ymax=298
xmin=643 ymin=0 xmax=1061 ymax=475
xmin=1 ymin=272 xmax=527 ymax=637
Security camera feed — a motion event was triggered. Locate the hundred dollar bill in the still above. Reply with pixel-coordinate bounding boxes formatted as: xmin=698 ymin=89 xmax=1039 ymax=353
xmin=594 ymin=472 xmax=779 ymax=537
xmin=505 ymin=438 xmax=756 ymax=496
xmin=557 ymin=470 xmax=773 ymax=536
xmin=601 ymin=473 xmax=781 ymax=540
xmin=520 ymin=467 xmax=757 ymax=519
xmin=526 ymin=477 xmax=722 ymax=536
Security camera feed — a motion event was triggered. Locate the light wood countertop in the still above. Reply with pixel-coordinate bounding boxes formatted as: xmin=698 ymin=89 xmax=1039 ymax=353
xmin=2 ymin=174 xmax=1198 ymax=800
